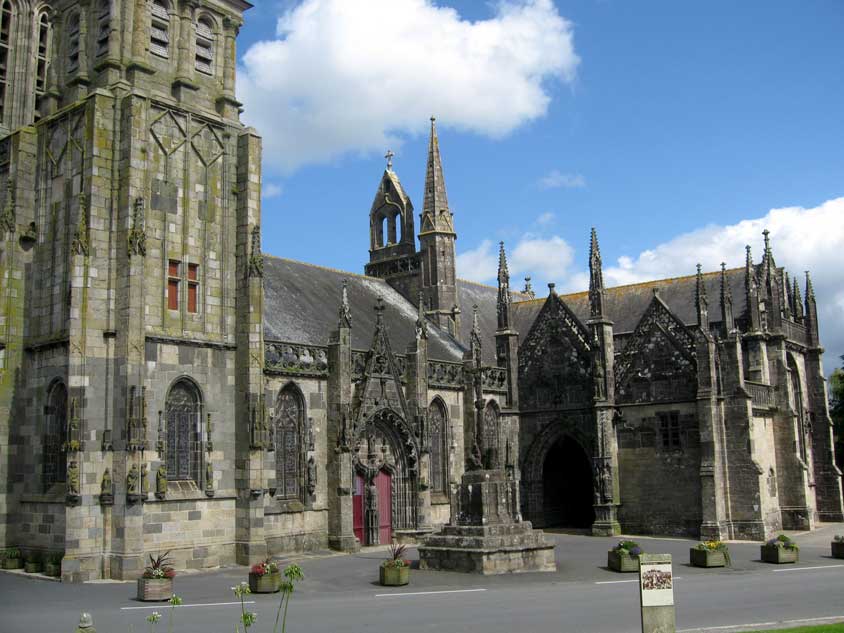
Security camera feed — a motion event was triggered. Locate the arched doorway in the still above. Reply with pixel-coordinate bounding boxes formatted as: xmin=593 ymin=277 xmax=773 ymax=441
xmin=542 ymin=435 xmax=595 ymax=529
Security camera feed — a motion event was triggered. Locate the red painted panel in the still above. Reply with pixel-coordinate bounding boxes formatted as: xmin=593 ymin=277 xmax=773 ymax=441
xmin=353 ymin=475 xmax=364 ymax=544
xmin=376 ymin=470 xmax=392 ymax=544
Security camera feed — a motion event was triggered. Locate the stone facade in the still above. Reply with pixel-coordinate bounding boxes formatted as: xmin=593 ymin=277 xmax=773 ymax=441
xmin=0 ymin=0 xmax=841 ymax=584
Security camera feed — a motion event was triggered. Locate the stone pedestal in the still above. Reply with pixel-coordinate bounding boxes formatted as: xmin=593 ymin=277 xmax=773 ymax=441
xmin=418 ymin=470 xmax=556 ymax=575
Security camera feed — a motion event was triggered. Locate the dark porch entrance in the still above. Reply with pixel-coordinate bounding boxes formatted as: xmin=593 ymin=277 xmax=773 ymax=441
xmin=542 ymin=435 xmax=595 ymax=529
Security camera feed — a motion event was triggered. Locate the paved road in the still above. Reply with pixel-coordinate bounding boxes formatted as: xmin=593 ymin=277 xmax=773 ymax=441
xmin=2 ymin=524 xmax=844 ymax=633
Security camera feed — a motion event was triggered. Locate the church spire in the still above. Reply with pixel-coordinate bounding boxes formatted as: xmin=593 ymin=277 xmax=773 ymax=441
xmin=792 ymin=275 xmax=804 ymax=323
xmin=695 ymin=263 xmax=708 ymax=326
xmin=497 ymin=242 xmax=512 ymax=330
xmin=588 ymin=227 xmax=605 ymax=317
xmin=338 ymin=279 xmax=352 ymax=329
xmin=720 ymin=262 xmax=733 ymax=333
xmin=422 ymin=116 xmax=450 ymax=224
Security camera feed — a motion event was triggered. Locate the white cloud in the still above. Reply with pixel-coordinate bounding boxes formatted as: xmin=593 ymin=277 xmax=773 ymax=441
xmin=263 ymin=182 xmax=284 ymax=199
xmin=536 ymin=212 xmax=556 ymax=227
xmin=457 ymin=233 xmax=575 ymax=288
xmin=238 ymin=0 xmax=579 ymax=172
xmin=538 ymin=169 xmax=586 ymax=190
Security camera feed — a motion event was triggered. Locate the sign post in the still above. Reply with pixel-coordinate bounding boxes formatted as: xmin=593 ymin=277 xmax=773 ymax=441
xmin=638 ymin=553 xmax=676 ymax=633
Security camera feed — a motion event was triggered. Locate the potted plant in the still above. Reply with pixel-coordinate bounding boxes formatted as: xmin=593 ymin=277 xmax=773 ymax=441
xmin=137 ymin=551 xmax=176 ymax=601
xmin=379 ymin=543 xmax=410 ymax=586
xmin=608 ymin=540 xmax=643 ymax=572
xmin=248 ymin=557 xmax=281 ymax=593
xmin=1 ymin=547 xmax=22 ymax=570
xmin=24 ymin=552 xmax=43 ymax=574
xmin=44 ymin=552 xmax=63 ymax=578
xmin=831 ymin=535 xmax=844 ymax=560
xmin=691 ymin=541 xmax=731 ymax=568
xmin=761 ymin=534 xmax=799 ymax=564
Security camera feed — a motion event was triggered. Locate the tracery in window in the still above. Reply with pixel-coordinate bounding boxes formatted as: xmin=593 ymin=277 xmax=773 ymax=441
xmin=482 ymin=401 xmax=500 ymax=468
xmin=195 ymin=17 xmax=214 ymax=74
xmin=44 ymin=381 xmax=68 ymax=489
xmin=165 ymin=379 xmax=202 ymax=482
xmin=150 ymin=0 xmax=170 ymax=58
xmin=274 ymin=385 xmax=304 ymax=501
xmin=0 ymin=0 xmax=14 ymax=120
xmin=429 ymin=399 xmax=448 ymax=495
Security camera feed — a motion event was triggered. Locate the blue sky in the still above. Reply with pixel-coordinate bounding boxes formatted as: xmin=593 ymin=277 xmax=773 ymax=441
xmin=236 ymin=0 xmax=844 ymax=370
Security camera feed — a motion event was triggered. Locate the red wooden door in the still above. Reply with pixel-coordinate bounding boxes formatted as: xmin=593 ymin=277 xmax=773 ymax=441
xmin=353 ymin=475 xmax=364 ymax=544
xmin=376 ymin=470 xmax=392 ymax=544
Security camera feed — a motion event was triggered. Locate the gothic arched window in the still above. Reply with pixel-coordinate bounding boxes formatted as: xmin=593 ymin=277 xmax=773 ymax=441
xmin=34 ymin=12 xmax=50 ymax=100
xmin=94 ymin=0 xmax=110 ymax=57
xmin=429 ymin=399 xmax=448 ymax=495
xmin=194 ymin=16 xmax=214 ymax=74
xmin=43 ymin=382 xmax=68 ymax=489
xmin=0 ymin=0 xmax=15 ymax=121
xmin=165 ymin=379 xmax=201 ymax=482
xmin=275 ymin=385 xmax=303 ymax=501
xmin=66 ymin=12 xmax=80 ymax=73
xmin=482 ymin=401 xmax=500 ymax=469
xmin=150 ymin=0 xmax=170 ymax=58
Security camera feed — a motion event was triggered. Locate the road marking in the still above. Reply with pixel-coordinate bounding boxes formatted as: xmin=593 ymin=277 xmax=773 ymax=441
xmin=375 ymin=588 xmax=487 ymax=598
xmin=771 ymin=564 xmax=844 ymax=573
xmin=120 ymin=601 xmax=256 ymax=611
xmin=678 ymin=614 xmax=844 ymax=632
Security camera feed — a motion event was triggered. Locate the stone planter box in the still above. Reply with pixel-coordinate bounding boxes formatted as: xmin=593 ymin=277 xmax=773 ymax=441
xmin=608 ymin=550 xmax=639 ymax=572
xmin=2 ymin=558 xmax=22 ymax=570
xmin=44 ymin=562 xmax=61 ymax=578
xmin=24 ymin=562 xmax=43 ymax=574
xmin=137 ymin=577 xmax=174 ymax=601
xmin=831 ymin=542 xmax=844 ymax=560
xmin=761 ymin=545 xmax=798 ymax=564
xmin=690 ymin=548 xmax=727 ymax=568
xmin=379 ymin=565 xmax=410 ymax=586
xmin=249 ymin=571 xmax=280 ymax=594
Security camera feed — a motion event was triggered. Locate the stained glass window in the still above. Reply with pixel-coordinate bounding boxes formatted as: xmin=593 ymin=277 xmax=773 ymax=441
xmin=429 ymin=400 xmax=448 ymax=494
xmin=275 ymin=386 xmax=303 ymax=501
xmin=166 ymin=379 xmax=201 ymax=482
xmin=43 ymin=382 xmax=68 ymax=489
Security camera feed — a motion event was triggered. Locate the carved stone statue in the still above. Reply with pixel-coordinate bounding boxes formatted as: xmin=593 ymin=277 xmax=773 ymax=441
xmin=141 ymin=464 xmax=150 ymax=496
xmin=155 ymin=465 xmax=167 ymax=500
xmin=205 ymin=462 xmax=215 ymax=497
xmin=127 ymin=463 xmax=139 ymax=496
xmin=100 ymin=468 xmax=114 ymax=505
xmin=307 ymin=456 xmax=317 ymax=496
xmin=67 ymin=460 xmax=80 ymax=496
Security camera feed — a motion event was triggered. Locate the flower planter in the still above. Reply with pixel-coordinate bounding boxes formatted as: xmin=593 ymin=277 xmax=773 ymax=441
xmin=831 ymin=542 xmax=844 ymax=560
xmin=379 ymin=565 xmax=410 ymax=586
xmin=249 ymin=571 xmax=281 ymax=593
xmin=137 ymin=577 xmax=174 ymax=601
xmin=608 ymin=550 xmax=639 ymax=572
xmin=690 ymin=548 xmax=727 ymax=568
xmin=44 ymin=562 xmax=62 ymax=578
xmin=2 ymin=558 xmax=22 ymax=570
xmin=24 ymin=562 xmax=43 ymax=574
xmin=761 ymin=545 xmax=798 ymax=564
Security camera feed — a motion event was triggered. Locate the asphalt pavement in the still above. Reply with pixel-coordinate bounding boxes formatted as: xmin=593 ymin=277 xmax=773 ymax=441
xmin=1 ymin=523 xmax=843 ymax=633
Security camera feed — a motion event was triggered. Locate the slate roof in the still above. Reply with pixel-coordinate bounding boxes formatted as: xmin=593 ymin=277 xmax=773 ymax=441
xmin=263 ymin=256 xmax=466 ymax=362
xmin=263 ymin=256 xmax=747 ymax=365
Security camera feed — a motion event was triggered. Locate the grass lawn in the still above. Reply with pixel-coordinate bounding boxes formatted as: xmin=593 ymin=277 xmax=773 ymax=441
xmin=736 ymin=625 xmax=844 ymax=633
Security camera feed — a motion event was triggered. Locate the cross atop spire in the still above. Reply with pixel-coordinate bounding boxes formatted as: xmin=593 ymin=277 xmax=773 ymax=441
xmin=422 ymin=116 xmax=450 ymax=225
xmin=385 ymin=149 xmax=394 ymax=171
xmin=523 ymin=276 xmax=535 ymax=299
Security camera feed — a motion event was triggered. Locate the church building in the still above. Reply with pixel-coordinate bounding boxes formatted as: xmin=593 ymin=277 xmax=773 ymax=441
xmin=0 ymin=0 xmax=841 ymax=582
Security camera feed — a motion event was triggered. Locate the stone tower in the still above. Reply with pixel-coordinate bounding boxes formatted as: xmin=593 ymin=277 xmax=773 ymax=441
xmin=418 ymin=117 xmax=460 ymax=337
xmin=0 ymin=0 xmax=261 ymax=581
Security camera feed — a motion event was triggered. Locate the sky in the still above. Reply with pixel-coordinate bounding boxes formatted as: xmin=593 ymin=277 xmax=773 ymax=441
xmin=235 ymin=0 xmax=844 ymax=376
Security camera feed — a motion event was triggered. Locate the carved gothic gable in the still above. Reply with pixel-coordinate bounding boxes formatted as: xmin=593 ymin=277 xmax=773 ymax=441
xmin=519 ymin=294 xmax=593 ymax=410
xmin=615 ymin=295 xmax=697 ymax=404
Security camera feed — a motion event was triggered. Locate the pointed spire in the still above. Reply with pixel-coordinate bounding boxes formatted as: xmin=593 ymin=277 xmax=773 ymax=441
xmin=374 ymin=295 xmax=385 ymax=328
xmin=338 ymin=279 xmax=352 ymax=328
xmin=783 ymin=271 xmax=793 ymax=320
xmin=695 ymin=263 xmax=708 ymax=326
xmin=720 ymin=262 xmax=734 ymax=333
xmin=422 ymin=116 xmax=450 ymax=228
xmin=469 ymin=304 xmax=482 ymax=362
xmin=804 ymin=270 xmax=815 ymax=301
xmin=523 ymin=276 xmax=535 ymax=299
xmin=588 ymin=227 xmax=605 ymax=317
xmin=792 ymin=276 xmax=804 ymax=322
xmin=416 ymin=292 xmax=428 ymax=340
xmin=497 ymin=242 xmax=512 ymax=330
